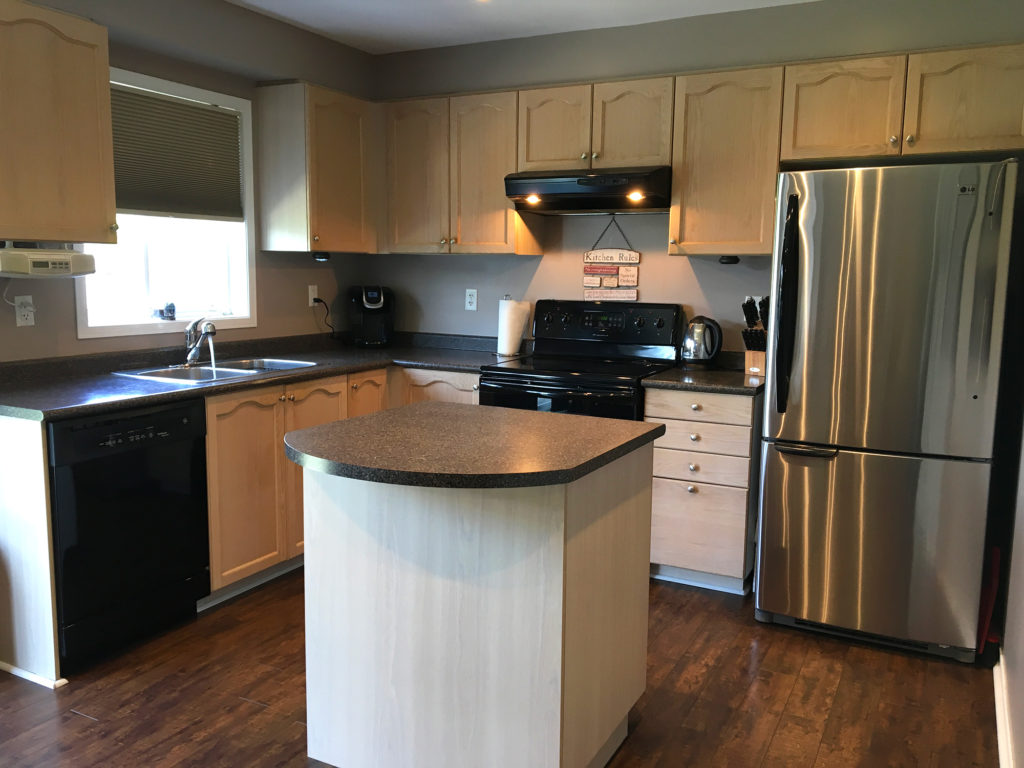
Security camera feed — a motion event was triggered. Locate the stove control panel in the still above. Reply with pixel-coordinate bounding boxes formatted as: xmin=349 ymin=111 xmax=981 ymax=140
xmin=533 ymin=300 xmax=682 ymax=347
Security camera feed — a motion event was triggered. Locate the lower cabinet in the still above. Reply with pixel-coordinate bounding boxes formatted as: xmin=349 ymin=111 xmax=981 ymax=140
xmin=205 ymin=375 xmax=349 ymax=590
xmin=389 ymin=367 xmax=480 ymax=406
xmin=347 ymin=368 xmax=388 ymax=417
xmin=644 ymin=388 xmax=763 ymax=594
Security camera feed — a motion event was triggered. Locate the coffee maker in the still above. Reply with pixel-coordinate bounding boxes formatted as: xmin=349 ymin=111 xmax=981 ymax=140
xmin=347 ymin=286 xmax=394 ymax=347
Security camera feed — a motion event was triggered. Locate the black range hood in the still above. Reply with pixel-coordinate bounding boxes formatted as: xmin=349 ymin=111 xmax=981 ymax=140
xmin=505 ymin=165 xmax=671 ymax=214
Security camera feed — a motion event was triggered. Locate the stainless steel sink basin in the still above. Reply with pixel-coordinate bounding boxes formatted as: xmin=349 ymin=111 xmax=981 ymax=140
xmin=217 ymin=358 xmax=317 ymax=371
xmin=113 ymin=358 xmax=315 ymax=385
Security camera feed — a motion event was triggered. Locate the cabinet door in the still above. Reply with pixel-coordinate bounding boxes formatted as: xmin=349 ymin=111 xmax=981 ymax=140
xmin=206 ymin=387 xmax=287 ymax=589
xmin=450 ymin=92 xmax=520 ymax=254
xmin=402 ymin=369 xmax=480 ymax=405
xmin=0 ymin=1 xmax=116 ymax=243
xmin=669 ymin=67 xmax=783 ymax=256
xmin=308 ymin=86 xmax=381 ymax=253
xmin=348 ymin=368 xmax=388 ymax=418
xmin=780 ymin=56 xmax=907 ymax=160
xmin=283 ymin=376 xmax=348 ymax=558
xmin=903 ymin=43 xmax=1024 ymax=154
xmin=517 ymin=85 xmax=593 ymax=171
xmin=592 ymin=78 xmax=674 ymax=167
xmin=386 ymin=98 xmax=450 ymax=253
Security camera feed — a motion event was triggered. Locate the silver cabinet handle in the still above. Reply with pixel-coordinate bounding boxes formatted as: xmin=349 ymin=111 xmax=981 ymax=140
xmin=688 ymin=463 xmax=698 ymax=472
xmin=472 ymin=384 xmax=479 ymax=391
xmin=287 ymin=394 xmax=295 ymax=401
xmin=888 ymin=135 xmax=899 ymax=146
xmin=278 ymin=395 xmax=286 ymax=402
xmin=687 ymin=485 xmax=697 ymax=493
xmin=440 ymin=238 xmax=447 ymax=244
xmin=906 ymin=134 xmax=916 ymax=145
xmin=351 ymin=383 xmax=359 ymax=390
xmin=592 ymin=152 xmax=599 ymax=159
xmin=669 ymin=238 xmax=677 ymax=245
xmin=313 ymin=234 xmax=320 ymax=242
xmin=580 ymin=152 xmax=588 ymax=160
xmin=109 ymin=223 xmax=119 ymax=232
xmin=690 ymin=403 xmax=701 ymax=411
xmin=689 ymin=433 xmax=699 ymax=441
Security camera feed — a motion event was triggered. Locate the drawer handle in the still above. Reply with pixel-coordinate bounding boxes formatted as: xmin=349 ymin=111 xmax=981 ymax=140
xmin=690 ymin=403 xmax=701 ymax=411
xmin=688 ymin=463 xmax=698 ymax=472
xmin=687 ymin=485 xmax=697 ymax=493
xmin=689 ymin=433 xmax=700 ymax=442
xmin=278 ymin=395 xmax=286 ymax=402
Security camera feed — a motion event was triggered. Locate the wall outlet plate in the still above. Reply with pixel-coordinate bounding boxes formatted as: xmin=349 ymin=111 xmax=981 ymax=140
xmin=308 ymin=284 xmax=318 ymax=307
xmin=465 ymin=288 xmax=477 ymax=311
xmin=15 ymin=295 xmax=34 ymax=327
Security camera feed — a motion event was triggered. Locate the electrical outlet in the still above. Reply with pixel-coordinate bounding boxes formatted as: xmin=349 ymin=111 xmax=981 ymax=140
xmin=465 ymin=288 xmax=477 ymax=311
xmin=308 ymin=285 xmax=318 ymax=307
xmin=15 ymin=295 xmax=34 ymax=327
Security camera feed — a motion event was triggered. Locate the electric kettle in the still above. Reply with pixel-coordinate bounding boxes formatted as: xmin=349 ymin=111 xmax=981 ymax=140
xmin=681 ymin=316 xmax=723 ymax=362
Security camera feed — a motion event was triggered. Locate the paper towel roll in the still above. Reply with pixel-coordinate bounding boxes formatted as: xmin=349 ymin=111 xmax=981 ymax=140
xmin=497 ymin=299 xmax=530 ymax=356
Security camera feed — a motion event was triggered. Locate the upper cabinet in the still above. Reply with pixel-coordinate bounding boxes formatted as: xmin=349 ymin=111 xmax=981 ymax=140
xmin=669 ymin=67 xmax=783 ymax=256
xmin=257 ymin=83 xmax=382 ymax=253
xmin=386 ymin=93 xmax=542 ymax=255
xmin=518 ymin=78 xmax=674 ymax=171
xmin=781 ymin=44 xmax=1024 ymax=160
xmin=903 ymin=43 xmax=1024 ymax=154
xmin=0 ymin=0 xmax=116 ymax=243
xmin=780 ymin=56 xmax=907 ymax=160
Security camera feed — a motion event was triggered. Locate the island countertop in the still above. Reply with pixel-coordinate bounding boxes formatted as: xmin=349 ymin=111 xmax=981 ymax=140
xmin=284 ymin=401 xmax=665 ymax=489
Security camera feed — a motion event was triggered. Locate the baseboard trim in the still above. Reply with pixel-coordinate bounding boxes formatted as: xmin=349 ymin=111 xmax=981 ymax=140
xmin=650 ymin=563 xmax=750 ymax=595
xmin=0 ymin=660 xmax=67 ymax=689
xmin=197 ymin=555 xmax=304 ymax=612
xmin=995 ymin=651 xmax=1013 ymax=768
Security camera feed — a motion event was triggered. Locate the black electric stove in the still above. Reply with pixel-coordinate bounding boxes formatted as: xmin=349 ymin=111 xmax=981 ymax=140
xmin=479 ymin=300 xmax=684 ymax=420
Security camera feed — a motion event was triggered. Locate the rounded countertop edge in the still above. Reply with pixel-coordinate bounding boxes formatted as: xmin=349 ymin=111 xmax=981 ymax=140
xmin=284 ymin=423 xmax=666 ymax=489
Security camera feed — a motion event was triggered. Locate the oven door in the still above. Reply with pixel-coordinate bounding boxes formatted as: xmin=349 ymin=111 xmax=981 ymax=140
xmin=478 ymin=375 xmax=642 ymax=420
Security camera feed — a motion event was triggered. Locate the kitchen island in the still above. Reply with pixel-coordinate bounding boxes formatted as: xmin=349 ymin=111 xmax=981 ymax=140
xmin=285 ymin=402 xmax=665 ymax=768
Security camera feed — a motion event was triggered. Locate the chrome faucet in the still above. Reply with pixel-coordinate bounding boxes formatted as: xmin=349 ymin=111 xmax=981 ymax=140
xmin=184 ymin=317 xmax=216 ymax=366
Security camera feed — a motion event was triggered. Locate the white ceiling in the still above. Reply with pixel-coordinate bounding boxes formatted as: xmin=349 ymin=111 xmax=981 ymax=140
xmin=224 ymin=0 xmax=820 ymax=55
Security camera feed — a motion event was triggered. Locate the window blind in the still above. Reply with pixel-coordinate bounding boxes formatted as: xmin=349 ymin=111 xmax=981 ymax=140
xmin=111 ymin=86 xmax=243 ymax=219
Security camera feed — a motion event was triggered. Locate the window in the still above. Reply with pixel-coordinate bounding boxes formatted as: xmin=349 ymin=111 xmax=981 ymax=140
xmin=76 ymin=69 xmax=256 ymax=339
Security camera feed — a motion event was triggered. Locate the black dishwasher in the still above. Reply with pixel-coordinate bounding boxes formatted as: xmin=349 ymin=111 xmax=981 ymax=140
xmin=48 ymin=399 xmax=210 ymax=674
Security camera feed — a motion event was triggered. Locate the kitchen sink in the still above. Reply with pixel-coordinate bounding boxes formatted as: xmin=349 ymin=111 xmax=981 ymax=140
xmin=216 ymin=358 xmax=317 ymax=371
xmin=114 ymin=358 xmax=316 ymax=385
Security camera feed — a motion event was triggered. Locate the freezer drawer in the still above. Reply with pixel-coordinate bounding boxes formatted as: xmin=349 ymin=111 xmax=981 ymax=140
xmin=756 ymin=442 xmax=990 ymax=652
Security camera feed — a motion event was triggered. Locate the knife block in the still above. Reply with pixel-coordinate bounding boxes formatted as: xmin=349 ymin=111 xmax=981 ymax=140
xmin=745 ymin=350 xmax=766 ymax=375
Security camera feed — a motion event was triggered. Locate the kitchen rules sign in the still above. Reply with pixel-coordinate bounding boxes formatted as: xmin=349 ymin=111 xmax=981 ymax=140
xmin=582 ymin=249 xmax=640 ymax=301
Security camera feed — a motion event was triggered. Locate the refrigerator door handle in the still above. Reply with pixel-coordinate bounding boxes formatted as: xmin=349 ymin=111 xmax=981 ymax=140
xmin=774 ymin=443 xmax=838 ymax=459
xmin=775 ymin=193 xmax=801 ymax=414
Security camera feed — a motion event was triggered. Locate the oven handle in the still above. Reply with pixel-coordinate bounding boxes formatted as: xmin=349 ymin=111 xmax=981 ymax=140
xmin=478 ymin=381 xmax=636 ymax=398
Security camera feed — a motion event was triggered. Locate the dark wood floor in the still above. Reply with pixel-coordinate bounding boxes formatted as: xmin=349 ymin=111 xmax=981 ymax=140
xmin=0 ymin=571 xmax=999 ymax=767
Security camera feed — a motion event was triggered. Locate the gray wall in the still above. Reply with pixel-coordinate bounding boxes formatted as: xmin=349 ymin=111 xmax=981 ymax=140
xmin=372 ymin=0 xmax=1024 ymax=99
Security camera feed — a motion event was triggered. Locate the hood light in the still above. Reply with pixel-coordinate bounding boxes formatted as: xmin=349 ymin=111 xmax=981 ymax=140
xmin=525 ymin=194 xmax=541 ymax=205
xmin=627 ymin=191 xmax=645 ymax=202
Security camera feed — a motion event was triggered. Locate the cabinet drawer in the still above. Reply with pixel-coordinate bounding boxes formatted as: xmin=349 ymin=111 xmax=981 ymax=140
xmin=653 ymin=448 xmax=749 ymax=488
xmin=646 ymin=418 xmax=751 ymax=457
xmin=651 ymin=478 xmax=749 ymax=578
xmin=644 ymin=389 xmax=753 ymax=425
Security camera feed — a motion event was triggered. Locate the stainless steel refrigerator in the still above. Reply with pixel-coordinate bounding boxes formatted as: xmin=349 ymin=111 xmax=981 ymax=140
xmin=755 ymin=160 xmax=1018 ymax=662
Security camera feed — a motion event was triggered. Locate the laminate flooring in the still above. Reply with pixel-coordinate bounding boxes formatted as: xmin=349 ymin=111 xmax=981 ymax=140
xmin=0 ymin=571 xmax=998 ymax=767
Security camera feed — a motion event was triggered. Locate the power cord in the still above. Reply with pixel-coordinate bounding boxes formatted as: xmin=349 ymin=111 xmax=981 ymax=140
xmin=312 ymin=297 xmax=337 ymax=338
xmin=2 ymin=278 xmax=16 ymax=307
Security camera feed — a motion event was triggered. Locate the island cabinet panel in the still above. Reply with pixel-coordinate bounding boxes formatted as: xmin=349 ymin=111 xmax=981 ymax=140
xmin=393 ymin=367 xmax=480 ymax=406
xmin=646 ymin=389 xmax=763 ymax=594
xmin=385 ymin=97 xmax=451 ymax=253
xmin=903 ymin=43 xmax=1024 ymax=154
xmin=591 ymin=77 xmax=674 ymax=168
xmin=780 ymin=55 xmax=908 ymax=160
xmin=205 ymin=375 xmax=349 ymax=589
xmin=669 ymin=67 xmax=783 ymax=256
xmin=0 ymin=0 xmax=116 ymax=243
xmin=517 ymin=84 xmax=593 ymax=171
xmin=346 ymin=368 xmax=388 ymax=418
xmin=257 ymin=83 xmax=382 ymax=253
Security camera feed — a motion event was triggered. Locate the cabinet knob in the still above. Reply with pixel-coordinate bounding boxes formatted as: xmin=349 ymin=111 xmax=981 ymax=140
xmin=451 ymin=237 xmax=457 ymax=244
xmin=352 ymin=383 xmax=359 ymax=390
xmin=687 ymin=485 xmax=697 ymax=494
xmin=109 ymin=223 xmax=119 ymax=232
xmin=906 ymin=134 xmax=916 ymax=146
xmin=580 ymin=152 xmax=588 ymax=160
xmin=888 ymin=135 xmax=899 ymax=147
xmin=287 ymin=394 xmax=295 ymax=401
xmin=279 ymin=395 xmax=286 ymax=402
xmin=690 ymin=403 xmax=701 ymax=411
xmin=440 ymin=238 xmax=447 ymax=244
xmin=313 ymin=234 xmax=320 ymax=242
xmin=689 ymin=433 xmax=699 ymax=441
xmin=688 ymin=463 xmax=698 ymax=472
xmin=472 ymin=384 xmax=479 ymax=391
xmin=591 ymin=152 xmax=600 ymax=159
xmin=669 ymin=238 xmax=677 ymax=245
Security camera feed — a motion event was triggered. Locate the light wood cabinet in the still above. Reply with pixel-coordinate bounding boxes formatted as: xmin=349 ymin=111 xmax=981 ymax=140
xmin=0 ymin=0 xmax=116 ymax=243
xmin=645 ymin=389 xmax=763 ymax=594
xmin=391 ymin=367 xmax=480 ymax=406
xmin=206 ymin=375 xmax=348 ymax=589
xmin=518 ymin=79 xmax=673 ymax=171
xmin=385 ymin=97 xmax=451 ymax=253
xmin=347 ymin=368 xmax=388 ymax=417
xmin=387 ymin=93 xmax=541 ymax=255
xmin=780 ymin=55 xmax=908 ymax=160
xmin=903 ymin=43 xmax=1024 ymax=154
xmin=668 ymin=67 xmax=783 ymax=256
xmin=257 ymin=83 xmax=382 ymax=253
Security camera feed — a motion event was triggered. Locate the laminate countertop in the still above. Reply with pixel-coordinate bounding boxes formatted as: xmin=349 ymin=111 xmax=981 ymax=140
xmin=0 ymin=340 xmax=504 ymax=422
xmin=643 ymin=366 xmax=764 ymax=396
xmin=284 ymin=401 xmax=665 ymax=489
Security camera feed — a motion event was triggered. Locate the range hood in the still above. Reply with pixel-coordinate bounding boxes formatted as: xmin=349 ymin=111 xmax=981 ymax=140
xmin=505 ymin=165 xmax=671 ymax=214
